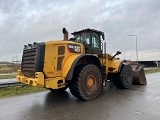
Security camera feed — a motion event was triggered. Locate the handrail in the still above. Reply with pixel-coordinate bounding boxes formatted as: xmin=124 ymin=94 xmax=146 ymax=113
xmin=0 ymin=82 xmax=24 ymax=88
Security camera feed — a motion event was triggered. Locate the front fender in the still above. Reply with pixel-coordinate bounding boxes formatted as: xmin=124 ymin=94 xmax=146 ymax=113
xmin=108 ymin=60 xmax=124 ymax=73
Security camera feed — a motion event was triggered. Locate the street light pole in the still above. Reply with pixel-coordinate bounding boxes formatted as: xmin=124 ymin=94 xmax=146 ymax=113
xmin=129 ymin=35 xmax=138 ymax=63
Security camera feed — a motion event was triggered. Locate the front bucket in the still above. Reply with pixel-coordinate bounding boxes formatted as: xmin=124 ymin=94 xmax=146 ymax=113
xmin=128 ymin=63 xmax=147 ymax=85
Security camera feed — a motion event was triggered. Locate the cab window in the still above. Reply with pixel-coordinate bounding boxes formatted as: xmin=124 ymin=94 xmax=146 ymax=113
xmin=92 ymin=33 xmax=100 ymax=48
xmin=74 ymin=33 xmax=90 ymax=45
xmin=81 ymin=34 xmax=90 ymax=44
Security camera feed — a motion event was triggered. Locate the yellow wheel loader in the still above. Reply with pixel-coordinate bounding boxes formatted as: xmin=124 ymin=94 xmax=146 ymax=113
xmin=16 ymin=28 xmax=147 ymax=100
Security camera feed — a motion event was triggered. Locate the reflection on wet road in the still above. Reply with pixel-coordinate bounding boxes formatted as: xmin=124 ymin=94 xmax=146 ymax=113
xmin=0 ymin=72 xmax=160 ymax=120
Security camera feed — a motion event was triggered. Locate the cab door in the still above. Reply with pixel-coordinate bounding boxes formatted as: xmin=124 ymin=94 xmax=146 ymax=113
xmin=90 ymin=33 xmax=102 ymax=56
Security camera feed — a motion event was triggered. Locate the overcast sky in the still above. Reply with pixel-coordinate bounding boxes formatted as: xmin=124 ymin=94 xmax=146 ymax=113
xmin=0 ymin=0 xmax=160 ymax=61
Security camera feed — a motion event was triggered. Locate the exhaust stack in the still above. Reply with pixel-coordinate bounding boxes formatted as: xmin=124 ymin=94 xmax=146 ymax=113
xmin=62 ymin=28 xmax=68 ymax=40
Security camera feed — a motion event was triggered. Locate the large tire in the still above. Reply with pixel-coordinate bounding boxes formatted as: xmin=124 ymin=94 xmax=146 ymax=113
xmin=113 ymin=65 xmax=133 ymax=89
xmin=69 ymin=64 xmax=102 ymax=100
xmin=49 ymin=86 xmax=68 ymax=93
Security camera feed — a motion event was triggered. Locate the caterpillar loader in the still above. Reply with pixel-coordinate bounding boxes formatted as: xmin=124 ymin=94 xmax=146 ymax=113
xmin=16 ymin=28 xmax=147 ymax=100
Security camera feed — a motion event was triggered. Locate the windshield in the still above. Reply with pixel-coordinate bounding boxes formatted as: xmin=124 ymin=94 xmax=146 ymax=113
xmin=74 ymin=33 xmax=90 ymax=44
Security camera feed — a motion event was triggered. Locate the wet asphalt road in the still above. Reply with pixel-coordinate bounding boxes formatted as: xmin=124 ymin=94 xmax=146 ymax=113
xmin=0 ymin=72 xmax=160 ymax=120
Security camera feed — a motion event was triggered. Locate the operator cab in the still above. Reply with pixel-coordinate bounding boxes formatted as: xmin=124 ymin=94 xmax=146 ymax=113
xmin=71 ymin=28 xmax=105 ymax=56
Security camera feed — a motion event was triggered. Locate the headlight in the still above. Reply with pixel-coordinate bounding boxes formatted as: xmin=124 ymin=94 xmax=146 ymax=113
xmin=74 ymin=45 xmax=81 ymax=52
xmin=23 ymin=43 xmax=38 ymax=50
xmin=33 ymin=42 xmax=37 ymax=48
xmin=24 ymin=45 xmax=28 ymax=50
xmin=28 ymin=44 xmax=33 ymax=49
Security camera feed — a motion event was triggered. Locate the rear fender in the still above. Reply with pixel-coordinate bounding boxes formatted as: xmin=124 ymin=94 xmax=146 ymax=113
xmin=118 ymin=60 xmax=127 ymax=72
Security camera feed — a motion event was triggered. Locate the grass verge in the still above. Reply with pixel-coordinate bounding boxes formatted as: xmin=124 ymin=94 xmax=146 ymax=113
xmin=145 ymin=68 xmax=160 ymax=74
xmin=0 ymin=75 xmax=16 ymax=79
xmin=0 ymin=85 xmax=46 ymax=98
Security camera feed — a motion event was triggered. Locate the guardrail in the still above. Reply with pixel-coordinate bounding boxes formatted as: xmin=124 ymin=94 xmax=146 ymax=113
xmin=134 ymin=61 xmax=160 ymax=67
xmin=157 ymin=61 xmax=160 ymax=67
xmin=0 ymin=82 xmax=25 ymax=88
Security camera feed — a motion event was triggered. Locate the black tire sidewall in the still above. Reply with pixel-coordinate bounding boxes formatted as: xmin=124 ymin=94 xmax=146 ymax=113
xmin=120 ymin=65 xmax=133 ymax=88
xmin=78 ymin=65 xmax=102 ymax=100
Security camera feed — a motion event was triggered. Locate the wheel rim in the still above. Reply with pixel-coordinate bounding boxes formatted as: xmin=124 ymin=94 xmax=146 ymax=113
xmin=86 ymin=74 xmax=97 ymax=92
xmin=125 ymin=71 xmax=131 ymax=82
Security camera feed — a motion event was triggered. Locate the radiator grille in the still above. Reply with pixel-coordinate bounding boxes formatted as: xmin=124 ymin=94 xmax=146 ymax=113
xmin=22 ymin=48 xmax=36 ymax=77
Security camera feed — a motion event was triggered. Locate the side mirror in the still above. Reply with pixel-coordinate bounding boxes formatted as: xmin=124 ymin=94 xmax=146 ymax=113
xmin=116 ymin=51 xmax=121 ymax=55
xmin=110 ymin=51 xmax=121 ymax=61
xmin=102 ymin=34 xmax=105 ymax=40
